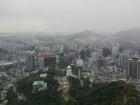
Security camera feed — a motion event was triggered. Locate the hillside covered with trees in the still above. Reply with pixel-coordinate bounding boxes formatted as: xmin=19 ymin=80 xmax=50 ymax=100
xmin=6 ymin=67 xmax=140 ymax=105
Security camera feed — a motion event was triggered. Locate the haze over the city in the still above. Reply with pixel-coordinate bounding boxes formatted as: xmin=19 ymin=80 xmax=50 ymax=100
xmin=0 ymin=0 xmax=140 ymax=34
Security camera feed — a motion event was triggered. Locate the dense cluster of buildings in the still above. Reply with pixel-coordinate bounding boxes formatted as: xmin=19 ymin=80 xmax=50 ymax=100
xmin=0 ymin=34 xmax=140 ymax=103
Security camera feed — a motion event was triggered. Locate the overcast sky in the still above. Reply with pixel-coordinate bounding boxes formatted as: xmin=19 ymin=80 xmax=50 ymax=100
xmin=0 ymin=0 xmax=140 ymax=34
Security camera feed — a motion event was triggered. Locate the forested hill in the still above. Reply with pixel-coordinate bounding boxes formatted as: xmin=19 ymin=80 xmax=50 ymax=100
xmin=5 ymin=68 xmax=140 ymax=105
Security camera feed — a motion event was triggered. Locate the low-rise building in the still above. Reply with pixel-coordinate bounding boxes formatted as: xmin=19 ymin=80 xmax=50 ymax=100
xmin=32 ymin=81 xmax=47 ymax=93
xmin=40 ymin=74 xmax=47 ymax=78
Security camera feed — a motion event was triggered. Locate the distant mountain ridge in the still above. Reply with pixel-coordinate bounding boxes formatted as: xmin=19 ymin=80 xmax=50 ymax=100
xmin=115 ymin=28 xmax=140 ymax=42
xmin=113 ymin=28 xmax=140 ymax=49
xmin=1 ymin=28 xmax=140 ymax=42
xmin=63 ymin=30 xmax=103 ymax=41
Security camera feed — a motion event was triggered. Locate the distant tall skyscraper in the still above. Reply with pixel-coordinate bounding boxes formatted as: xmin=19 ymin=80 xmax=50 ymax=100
xmin=103 ymin=48 xmax=111 ymax=57
xmin=26 ymin=53 xmax=35 ymax=72
xmin=80 ymin=49 xmax=86 ymax=61
xmin=127 ymin=58 xmax=140 ymax=80
xmin=44 ymin=56 xmax=56 ymax=67
xmin=118 ymin=53 xmax=129 ymax=71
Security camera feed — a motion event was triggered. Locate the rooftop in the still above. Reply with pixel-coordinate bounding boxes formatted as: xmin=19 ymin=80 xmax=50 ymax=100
xmin=33 ymin=81 xmax=44 ymax=86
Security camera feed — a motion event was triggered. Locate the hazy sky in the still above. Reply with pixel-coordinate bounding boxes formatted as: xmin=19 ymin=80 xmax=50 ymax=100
xmin=0 ymin=0 xmax=140 ymax=34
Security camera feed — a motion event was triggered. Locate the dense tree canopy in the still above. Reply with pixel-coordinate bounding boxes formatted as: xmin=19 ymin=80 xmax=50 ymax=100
xmin=6 ymin=69 xmax=140 ymax=105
